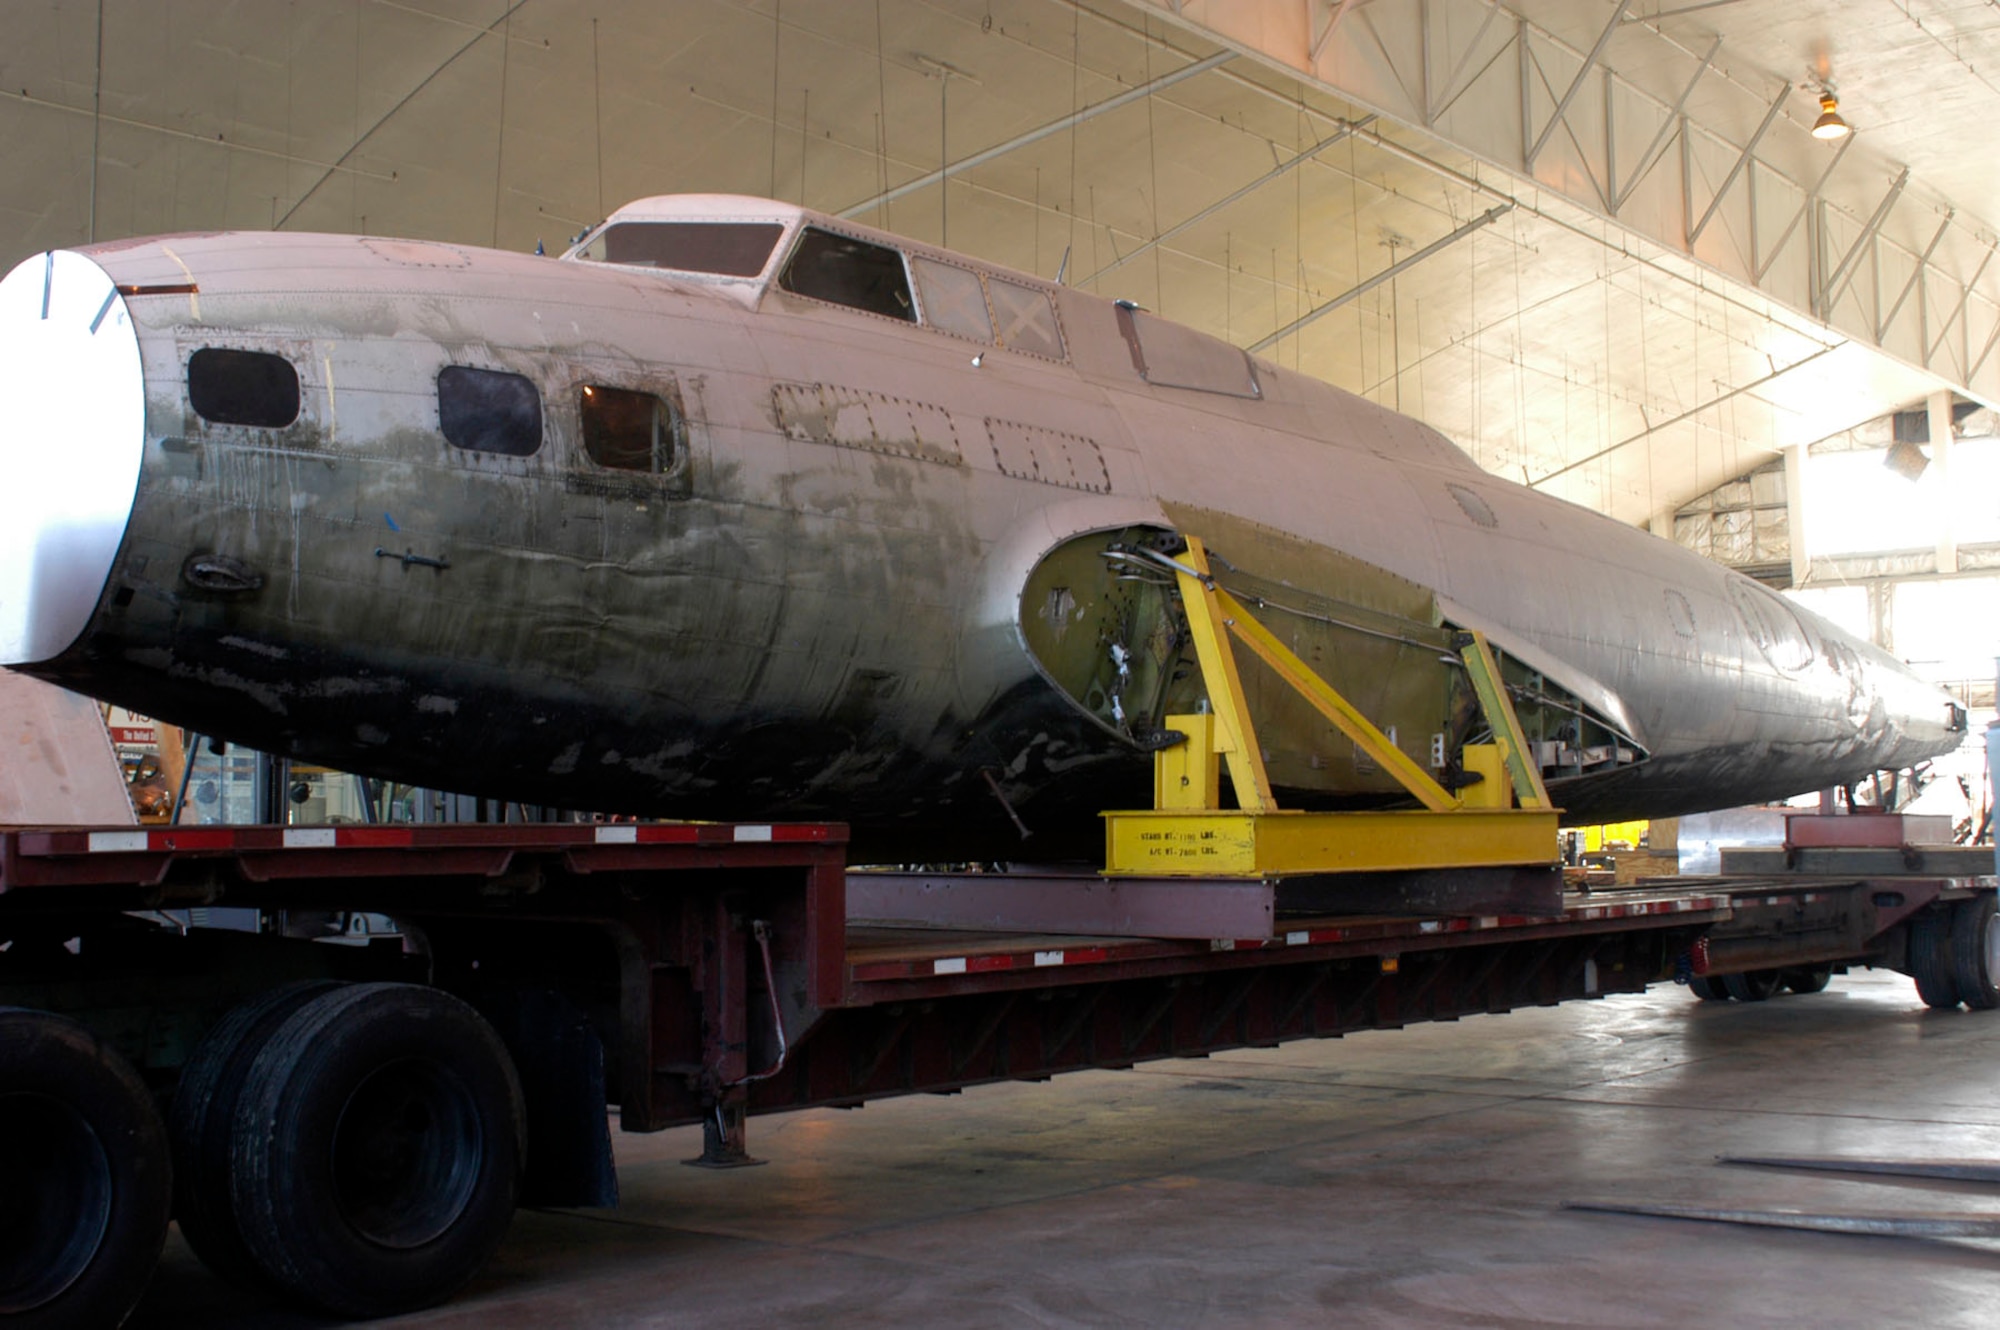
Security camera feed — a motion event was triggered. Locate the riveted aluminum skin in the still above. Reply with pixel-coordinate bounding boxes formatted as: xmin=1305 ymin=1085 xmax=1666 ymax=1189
xmin=0 ymin=197 xmax=1961 ymax=860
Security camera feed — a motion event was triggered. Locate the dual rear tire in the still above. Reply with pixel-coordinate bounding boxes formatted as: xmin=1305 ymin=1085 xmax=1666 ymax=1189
xmin=216 ymin=983 xmax=525 ymax=1318
xmin=0 ymin=1008 xmax=172 ymax=1330
xmin=1910 ymin=894 xmax=2000 ymax=1011
xmin=2 ymin=982 xmax=525 ymax=1325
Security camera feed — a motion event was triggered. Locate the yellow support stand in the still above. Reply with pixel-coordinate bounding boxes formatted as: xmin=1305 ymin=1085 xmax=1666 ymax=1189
xmin=1102 ymin=536 xmax=1560 ymax=878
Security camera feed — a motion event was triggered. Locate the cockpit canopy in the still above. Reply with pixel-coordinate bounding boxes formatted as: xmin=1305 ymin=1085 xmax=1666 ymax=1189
xmin=563 ymin=194 xmax=1070 ymax=361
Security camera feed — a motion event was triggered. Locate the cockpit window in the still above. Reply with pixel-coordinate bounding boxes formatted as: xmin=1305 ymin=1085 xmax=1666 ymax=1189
xmin=188 ymin=348 xmax=300 ymax=428
xmin=580 ymin=385 xmax=683 ymax=473
xmin=912 ymin=257 xmax=993 ymax=343
xmin=438 ymin=366 xmax=542 ymax=457
xmin=779 ymin=227 xmax=915 ymax=322
xmin=579 ymin=221 xmax=783 ymax=277
xmin=988 ymin=278 xmax=1065 ymax=359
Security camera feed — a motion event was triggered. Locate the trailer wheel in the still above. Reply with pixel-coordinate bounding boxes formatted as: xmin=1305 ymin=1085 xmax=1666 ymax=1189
xmin=1783 ymin=966 xmax=1832 ymax=995
xmin=1686 ymin=975 xmax=1729 ymax=1001
xmin=170 ymin=981 xmax=343 ymax=1289
xmin=1949 ymin=894 xmax=2000 ymax=1010
xmin=1722 ymin=970 xmax=1782 ymax=1002
xmin=1908 ymin=909 xmax=1962 ymax=1009
xmin=228 ymin=983 xmax=524 ymax=1318
xmin=0 ymin=1007 xmax=171 ymax=1330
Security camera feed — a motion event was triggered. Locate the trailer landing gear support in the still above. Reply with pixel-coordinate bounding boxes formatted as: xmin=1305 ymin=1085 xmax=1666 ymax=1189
xmin=686 ymin=1096 xmax=764 ymax=1169
xmin=0 ymin=1007 xmax=172 ymax=1330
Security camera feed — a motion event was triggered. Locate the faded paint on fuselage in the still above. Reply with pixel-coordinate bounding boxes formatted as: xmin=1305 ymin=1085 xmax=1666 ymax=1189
xmin=2 ymin=198 xmax=1960 ymax=859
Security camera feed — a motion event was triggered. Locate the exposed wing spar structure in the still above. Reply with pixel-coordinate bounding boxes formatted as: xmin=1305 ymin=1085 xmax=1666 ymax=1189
xmin=1019 ymin=525 xmax=1647 ymax=820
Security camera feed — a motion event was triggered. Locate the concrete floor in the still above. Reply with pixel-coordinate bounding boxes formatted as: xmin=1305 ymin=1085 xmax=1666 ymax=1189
xmin=131 ymin=969 xmax=2000 ymax=1328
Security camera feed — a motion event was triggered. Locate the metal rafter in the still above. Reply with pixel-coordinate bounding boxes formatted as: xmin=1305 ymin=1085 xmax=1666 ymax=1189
xmin=1079 ymin=115 xmax=1373 ymax=287
xmin=1754 ymin=135 xmax=1853 ymax=283
xmin=1687 ymin=84 xmax=1788 ymax=246
xmin=1821 ymin=167 xmax=1910 ymax=319
xmin=1132 ymin=0 xmax=2000 ymax=409
xmin=1247 ymin=203 xmax=1513 ymax=354
xmin=1878 ymin=212 xmax=1953 ymax=343
xmin=1525 ymin=0 xmax=1632 ymax=172
xmin=835 ymin=48 xmax=1234 ymax=220
xmin=1609 ymin=34 xmax=1719 ymax=214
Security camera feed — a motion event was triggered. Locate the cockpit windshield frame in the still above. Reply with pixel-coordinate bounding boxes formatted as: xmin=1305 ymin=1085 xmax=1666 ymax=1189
xmin=564 ymin=219 xmax=789 ymax=282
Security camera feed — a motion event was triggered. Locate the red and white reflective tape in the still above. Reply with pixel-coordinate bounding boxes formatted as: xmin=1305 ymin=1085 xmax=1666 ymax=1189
xmin=73 ymin=820 xmax=832 ymax=854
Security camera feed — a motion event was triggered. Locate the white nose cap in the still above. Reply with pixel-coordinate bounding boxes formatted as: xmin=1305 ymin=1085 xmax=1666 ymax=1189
xmin=0 ymin=250 xmax=145 ymax=665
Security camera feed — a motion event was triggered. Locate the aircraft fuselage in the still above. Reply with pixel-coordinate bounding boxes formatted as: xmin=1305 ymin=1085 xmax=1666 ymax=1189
xmin=0 ymin=198 xmax=1962 ymax=857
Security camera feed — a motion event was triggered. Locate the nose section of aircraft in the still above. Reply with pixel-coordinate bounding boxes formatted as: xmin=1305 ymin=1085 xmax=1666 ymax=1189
xmin=0 ymin=250 xmax=145 ymax=666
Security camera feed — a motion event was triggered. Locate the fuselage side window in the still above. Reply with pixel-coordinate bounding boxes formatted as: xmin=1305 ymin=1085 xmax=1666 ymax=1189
xmin=988 ymin=277 xmax=1065 ymax=360
xmin=188 ymin=348 xmax=300 ymax=428
xmin=580 ymin=385 xmax=683 ymax=473
xmin=911 ymin=257 xmax=993 ymax=343
xmin=779 ymin=227 xmax=915 ymax=322
xmin=581 ymin=222 xmax=783 ymax=277
xmin=438 ymin=366 xmax=542 ymax=457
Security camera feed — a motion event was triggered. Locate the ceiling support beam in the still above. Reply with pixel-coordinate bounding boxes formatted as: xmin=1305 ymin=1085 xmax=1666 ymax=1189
xmin=1429 ymin=4 xmax=1505 ymax=122
xmin=1878 ymin=212 xmax=1953 ymax=343
xmin=1527 ymin=343 xmax=1838 ymax=488
xmin=1783 ymin=443 xmax=1810 ymax=589
xmin=1819 ymin=167 xmax=1909 ymax=320
xmin=1967 ymin=313 xmax=2000 ymax=382
xmin=836 ymin=49 xmax=1233 ymax=221
xmin=1132 ymin=0 xmax=2000 ymax=406
xmin=1310 ymin=0 xmax=1358 ymax=63
xmin=1754 ymin=135 xmax=1852 ymax=282
xmin=1079 ymin=116 xmax=1373 ymax=287
xmin=1686 ymin=83 xmax=1788 ymax=246
xmin=1928 ymin=245 xmax=1995 ymax=365
xmin=1609 ymin=34 xmax=1718 ymax=214
xmin=1247 ymin=203 xmax=1512 ymax=354
xmin=1524 ymin=0 xmax=1630 ymax=172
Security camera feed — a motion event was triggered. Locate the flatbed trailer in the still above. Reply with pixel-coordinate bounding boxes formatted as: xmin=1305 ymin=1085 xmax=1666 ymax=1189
xmin=2 ymin=821 xmax=1994 ymax=1327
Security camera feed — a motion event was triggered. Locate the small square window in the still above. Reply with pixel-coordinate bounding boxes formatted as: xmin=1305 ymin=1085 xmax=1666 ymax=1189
xmin=438 ymin=366 xmax=541 ymax=456
xmin=581 ymin=385 xmax=682 ymax=473
xmin=188 ymin=348 xmax=300 ymax=427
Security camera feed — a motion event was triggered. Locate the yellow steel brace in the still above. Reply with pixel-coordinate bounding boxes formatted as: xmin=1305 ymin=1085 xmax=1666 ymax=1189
xmin=1109 ymin=534 xmax=1560 ymax=878
xmin=1171 ymin=538 xmax=1275 ymax=813
xmin=1455 ymin=629 xmax=1552 ymax=810
xmin=1212 ymin=583 xmax=1461 ymax=813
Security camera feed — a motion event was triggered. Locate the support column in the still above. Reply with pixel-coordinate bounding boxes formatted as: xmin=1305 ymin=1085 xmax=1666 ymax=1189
xmin=1867 ymin=581 xmax=1895 ymax=653
xmin=1783 ymin=443 xmax=1810 ymax=588
xmin=1931 ymin=390 xmax=1959 ymax=576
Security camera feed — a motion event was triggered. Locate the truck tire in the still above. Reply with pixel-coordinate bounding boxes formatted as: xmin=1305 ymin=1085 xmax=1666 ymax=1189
xmin=1784 ymin=966 xmax=1833 ymax=995
xmin=169 ymin=981 xmax=343 ymax=1289
xmin=1722 ymin=970 xmax=1782 ymax=1002
xmin=1908 ymin=908 xmax=1962 ymax=1009
xmin=1686 ymin=975 xmax=1729 ymax=1001
xmin=227 ymin=983 xmax=525 ymax=1318
xmin=1950 ymin=894 xmax=2000 ymax=1010
xmin=0 ymin=1007 xmax=171 ymax=1330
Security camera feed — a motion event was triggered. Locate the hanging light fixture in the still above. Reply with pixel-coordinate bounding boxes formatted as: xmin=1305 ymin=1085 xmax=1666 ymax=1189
xmin=1812 ymin=90 xmax=1851 ymax=141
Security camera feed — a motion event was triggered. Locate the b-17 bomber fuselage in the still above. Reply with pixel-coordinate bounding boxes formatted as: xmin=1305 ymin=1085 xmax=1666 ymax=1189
xmin=0 ymin=196 xmax=1964 ymax=858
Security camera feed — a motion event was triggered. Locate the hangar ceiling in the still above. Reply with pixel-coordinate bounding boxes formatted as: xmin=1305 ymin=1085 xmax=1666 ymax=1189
xmin=2 ymin=0 xmax=1993 ymax=528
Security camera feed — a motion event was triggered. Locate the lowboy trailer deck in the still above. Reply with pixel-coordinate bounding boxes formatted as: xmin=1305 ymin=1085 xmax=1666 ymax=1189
xmin=1 ymin=819 xmax=1993 ymax=1326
